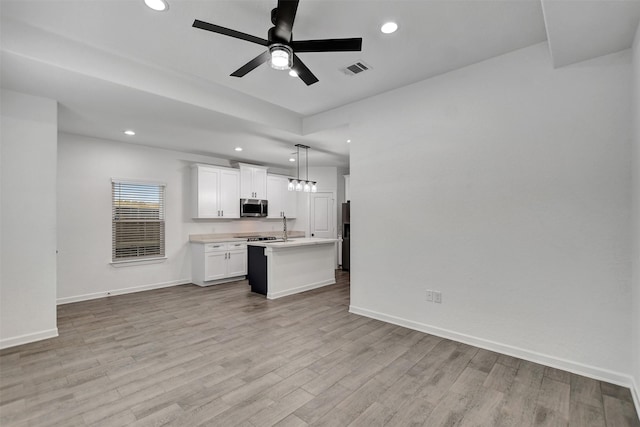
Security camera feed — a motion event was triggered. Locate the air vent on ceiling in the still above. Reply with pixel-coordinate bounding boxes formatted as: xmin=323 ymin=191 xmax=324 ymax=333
xmin=342 ymin=61 xmax=372 ymax=76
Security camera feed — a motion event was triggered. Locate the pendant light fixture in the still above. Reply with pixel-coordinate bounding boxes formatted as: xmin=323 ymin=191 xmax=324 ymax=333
xmin=288 ymin=144 xmax=317 ymax=193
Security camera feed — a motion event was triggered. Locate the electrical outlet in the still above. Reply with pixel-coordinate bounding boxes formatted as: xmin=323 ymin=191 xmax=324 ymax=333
xmin=426 ymin=290 xmax=433 ymax=302
xmin=434 ymin=291 xmax=442 ymax=304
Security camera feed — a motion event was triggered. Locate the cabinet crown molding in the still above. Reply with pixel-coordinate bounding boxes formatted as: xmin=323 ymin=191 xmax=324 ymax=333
xmin=233 ymin=162 xmax=269 ymax=170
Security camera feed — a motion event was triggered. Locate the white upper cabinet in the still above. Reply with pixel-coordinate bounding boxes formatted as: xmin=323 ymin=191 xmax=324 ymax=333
xmin=191 ymin=164 xmax=240 ymax=219
xmin=344 ymin=174 xmax=350 ymax=202
xmin=219 ymin=168 xmax=240 ymax=218
xmin=239 ymin=163 xmax=267 ymax=199
xmin=267 ymin=174 xmax=297 ymax=219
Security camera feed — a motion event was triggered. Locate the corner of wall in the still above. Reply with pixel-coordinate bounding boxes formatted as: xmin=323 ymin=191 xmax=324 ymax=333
xmin=630 ymin=18 xmax=640 ymax=420
xmin=1 ymin=90 xmax=58 ymax=349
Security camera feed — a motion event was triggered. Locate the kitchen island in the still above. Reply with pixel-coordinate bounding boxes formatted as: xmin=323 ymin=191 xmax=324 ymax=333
xmin=247 ymin=238 xmax=340 ymax=299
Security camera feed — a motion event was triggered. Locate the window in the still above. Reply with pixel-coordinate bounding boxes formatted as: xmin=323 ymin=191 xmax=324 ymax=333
xmin=112 ymin=180 xmax=165 ymax=262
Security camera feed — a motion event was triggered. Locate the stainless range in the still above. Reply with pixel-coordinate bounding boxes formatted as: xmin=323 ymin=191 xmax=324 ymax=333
xmin=246 ymin=236 xmax=280 ymax=242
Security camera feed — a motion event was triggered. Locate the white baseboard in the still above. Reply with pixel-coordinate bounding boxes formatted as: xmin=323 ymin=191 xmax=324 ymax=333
xmin=349 ymin=305 xmax=634 ymax=389
xmin=192 ymin=276 xmax=246 ymax=287
xmin=0 ymin=328 xmax=58 ymax=350
xmin=268 ymin=279 xmax=336 ymax=300
xmin=631 ymin=376 xmax=640 ymax=422
xmin=57 ymin=279 xmax=192 ymax=305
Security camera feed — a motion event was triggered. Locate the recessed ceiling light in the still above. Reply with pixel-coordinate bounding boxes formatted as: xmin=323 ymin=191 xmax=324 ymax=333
xmin=124 ymin=130 xmax=136 ymax=136
xmin=381 ymin=22 xmax=398 ymax=34
xmin=235 ymin=147 xmax=243 ymax=152
xmin=289 ymin=157 xmax=296 ymax=162
xmin=144 ymin=0 xmax=168 ymax=12
xmin=347 ymin=139 xmax=351 ymax=143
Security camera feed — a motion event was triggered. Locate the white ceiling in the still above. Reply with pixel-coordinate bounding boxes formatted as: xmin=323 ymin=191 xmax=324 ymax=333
xmin=542 ymin=0 xmax=640 ymax=68
xmin=1 ymin=0 xmax=638 ymax=169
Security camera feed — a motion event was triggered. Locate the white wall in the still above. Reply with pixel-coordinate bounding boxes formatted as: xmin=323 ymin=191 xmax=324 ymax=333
xmin=57 ymin=133 xmax=301 ymax=302
xmin=344 ymin=43 xmax=633 ymax=383
xmin=631 ymin=20 xmax=640 ymax=412
xmin=1 ymin=90 xmax=58 ymax=348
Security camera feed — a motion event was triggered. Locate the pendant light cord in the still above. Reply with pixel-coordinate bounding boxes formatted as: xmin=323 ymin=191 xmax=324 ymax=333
xmin=297 ymin=145 xmax=300 ymax=180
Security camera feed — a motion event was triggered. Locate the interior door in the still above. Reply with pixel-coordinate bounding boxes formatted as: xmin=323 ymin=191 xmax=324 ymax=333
xmin=310 ymin=192 xmax=335 ymax=238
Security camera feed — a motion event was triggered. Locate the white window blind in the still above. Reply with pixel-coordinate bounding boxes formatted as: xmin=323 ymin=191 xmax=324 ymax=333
xmin=112 ymin=180 xmax=165 ymax=261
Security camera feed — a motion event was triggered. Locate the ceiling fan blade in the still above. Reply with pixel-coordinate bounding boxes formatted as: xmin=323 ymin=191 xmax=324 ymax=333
xmin=291 ymin=38 xmax=363 ymax=52
xmin=273 ymin=0 xmax=299 ymax=42
xmin=193 ymin=19 xmax=269 ymax=46
xmin=230 ymin=50 xmax=271 ymax=77
xmin=292 ymin=54 xmax=318 ymax=86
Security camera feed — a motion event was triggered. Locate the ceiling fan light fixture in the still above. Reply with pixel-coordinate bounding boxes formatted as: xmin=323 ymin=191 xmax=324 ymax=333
xmin=381 ymin=21 xmax=398 ymax=34
xmin=269 ymin=44 xmax=293 ymax=70
xmin=144 ymin=0 xmax=168 ymax=12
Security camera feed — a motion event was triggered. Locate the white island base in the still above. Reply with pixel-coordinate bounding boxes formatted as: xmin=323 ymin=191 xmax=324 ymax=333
xmin=247 ymin=238 xmax=339 ymax=299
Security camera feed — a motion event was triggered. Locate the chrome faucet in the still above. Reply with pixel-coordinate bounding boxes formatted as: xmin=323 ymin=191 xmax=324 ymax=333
xmin=283 ymin=215 xmax=288 ymax=242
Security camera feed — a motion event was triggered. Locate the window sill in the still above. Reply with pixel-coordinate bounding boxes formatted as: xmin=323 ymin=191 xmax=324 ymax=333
xmin=110 ymin=257 xmax=167 ymax=267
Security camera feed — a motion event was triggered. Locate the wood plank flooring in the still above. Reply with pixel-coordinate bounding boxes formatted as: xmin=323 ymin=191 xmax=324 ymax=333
xmin=1 ymin=271 xmax=638 ymax=426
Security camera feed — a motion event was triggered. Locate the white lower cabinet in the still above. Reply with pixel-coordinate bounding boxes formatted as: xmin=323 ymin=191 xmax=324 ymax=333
xmin=226 ymin=247 xmax=248 ymax=277
xmin=192 ymin=241 xmax=247 ymax=286
xmin=204 ymin=251 xmax=227 ymax=281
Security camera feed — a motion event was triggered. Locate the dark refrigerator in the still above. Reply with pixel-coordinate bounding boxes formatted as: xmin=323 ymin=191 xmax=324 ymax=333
xmin=342 ymin=202 xmax=350 ymax=271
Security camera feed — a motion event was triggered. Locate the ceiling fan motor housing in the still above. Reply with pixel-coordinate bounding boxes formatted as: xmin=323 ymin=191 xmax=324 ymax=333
xmin=268 ymin=27 xmax=290 ymax=44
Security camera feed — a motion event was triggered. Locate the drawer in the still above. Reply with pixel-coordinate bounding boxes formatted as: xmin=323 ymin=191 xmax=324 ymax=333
xmin=204 ymin=243 xmax=227 ymax=252
xmin=227 ymin=242 xmax=247 ymax=250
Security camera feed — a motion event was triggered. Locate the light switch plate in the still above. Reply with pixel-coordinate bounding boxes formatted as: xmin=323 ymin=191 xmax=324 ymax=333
xmin=434 ymin=291 xmax=442 ymax=303
xmin=426 ymin=290 xmax=433 ymax=302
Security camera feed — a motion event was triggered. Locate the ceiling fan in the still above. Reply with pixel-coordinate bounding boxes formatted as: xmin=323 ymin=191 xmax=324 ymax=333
xmin=192 ymin=0 xmax=363 ymax=86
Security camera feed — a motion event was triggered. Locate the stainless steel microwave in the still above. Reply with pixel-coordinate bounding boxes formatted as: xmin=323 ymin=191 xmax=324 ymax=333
xmin=240 ymin=199 xmax=268 ymax=217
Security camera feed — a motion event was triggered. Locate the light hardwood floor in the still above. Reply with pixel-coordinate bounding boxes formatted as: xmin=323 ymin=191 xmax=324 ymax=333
xmin=1 ymin=271 xmax=638 ymax=426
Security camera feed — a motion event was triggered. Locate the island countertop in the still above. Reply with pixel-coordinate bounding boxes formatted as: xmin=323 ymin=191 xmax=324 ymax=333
xmin=247 ymin=237 xmax=340 ymax=299
xmin=247 ymin=237 xmax=340 ymax=249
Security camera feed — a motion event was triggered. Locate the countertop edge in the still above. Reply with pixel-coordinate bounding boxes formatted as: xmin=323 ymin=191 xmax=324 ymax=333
xmin=247 ymin=238 xmax=341 ymax=248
